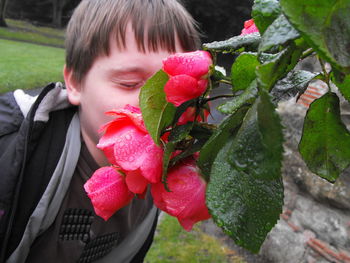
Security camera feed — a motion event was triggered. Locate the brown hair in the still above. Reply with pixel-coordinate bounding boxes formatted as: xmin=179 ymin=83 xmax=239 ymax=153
xmin=65 ymin=0 xmax=201 ymax=83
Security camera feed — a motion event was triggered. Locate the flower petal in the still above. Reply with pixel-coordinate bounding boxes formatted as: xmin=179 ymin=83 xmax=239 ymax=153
xmin=163 ymin=51 xmax=212 ymax=79
xmin=151 ymin=159 xmax=210 ymax=231
xmin=240 ymin=19 xmax=259 ymax=35
xmin=104 ymin=107 xmax=146 ymax=133
xmin=97 ymin=104 xmax=163 ymax=186
xmin=112 ymin=127 xmax=147 ymax=169
xmin=84 ymin=167 xmax=133 ymax=221
xmin=113 ymin=128 xmax=163 ymax=183
xmin=139 ymin=142 xmax=163 ymax=183
xmin=97 ymin=123 xmax=135 ymax=165
xmin=125 ymin=169 xmax=149 ymax=194
xmin=164 ymin=75 xmax=206 ymax=106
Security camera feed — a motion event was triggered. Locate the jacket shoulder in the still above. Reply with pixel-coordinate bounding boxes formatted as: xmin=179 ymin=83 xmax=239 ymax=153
xmin=0 ymin=92 xmax=24 ymax=137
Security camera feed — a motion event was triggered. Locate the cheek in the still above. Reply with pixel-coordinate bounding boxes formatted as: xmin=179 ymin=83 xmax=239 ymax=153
xmin=109 ymin=89 xmax=141 ymax=109
xmin=81 ymin=87 xmax=141 ymax=126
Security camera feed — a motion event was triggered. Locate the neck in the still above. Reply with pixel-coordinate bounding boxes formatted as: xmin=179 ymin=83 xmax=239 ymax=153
xmin=81 ymin=130 xmax=110 ymax=168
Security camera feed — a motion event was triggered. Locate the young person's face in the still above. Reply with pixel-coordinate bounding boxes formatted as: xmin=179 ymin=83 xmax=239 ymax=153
xmin=65 ymin=23 xmax=184 ymax=166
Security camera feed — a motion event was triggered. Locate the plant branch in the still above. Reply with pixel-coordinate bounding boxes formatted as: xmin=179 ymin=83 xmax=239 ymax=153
xmin=301 ymin=48 xmax=315 ymax=59
xmin=204 ymin=94 xmax=234 ymax=103
xmin=319 ymin=58 xmax=331 ymax=89
xmin=219 ymin=79 xmax=232 ymax=85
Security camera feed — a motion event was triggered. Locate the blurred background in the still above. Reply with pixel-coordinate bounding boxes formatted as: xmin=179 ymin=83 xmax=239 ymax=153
xmin=1 ymin=0 xmax=253 ymax=39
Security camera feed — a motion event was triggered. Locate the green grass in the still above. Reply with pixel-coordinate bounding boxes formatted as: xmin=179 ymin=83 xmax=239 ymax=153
xmin=0 ymin=39 xmax=65 ymax=93
xmin=145 ymin=214 xmax=246 ymax=263
xmin=6 ymin=19 xmax=65 ymax=38
xmin=0 ymin=19 xmax=64 ymax=47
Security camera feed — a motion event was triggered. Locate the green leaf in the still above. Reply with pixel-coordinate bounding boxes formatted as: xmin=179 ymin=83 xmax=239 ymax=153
xmin=140 ymin=70 xmax=176 ymax=145
xmin=168 ymin=122 xmax=194 ymax=142
xmin=170 ymin=139 xmax=207 ymax=169
xmin=231 ymin=52 xmax=260 ymax=91
xmin=218 ymin=80 xmax=258 ymax=114
xmin=280 ymin=0 xmax=350 ymax=73
xmin=163 ymin=122 xmax=195 ymax=177
xmin=211 ymin=67 xmax=229 ymax=82
xmin=271 ymin=70 xmax=318 ymax=102
xmin=229 ymin=91 xmax=284 ymax=180
xmin=162 ymin=142 xmax=176 ymax=186
xmin=252 ymin=0 xmax=281 ymax=34
xmin=203 ymin=33 xmax=261 ymax=53
xmin=198 ymin=106 xmax=249 ymax=180
xmin=299 ymin=92 xmax=350 ymax=182
xmin=331 ymin=70 xmax=350 ymax=103
xmin=172 ymin=99 xmax=197 ymax=126
xmin=190 ymin=123 xmax=215 ymax=141
xmin=258 ymin=52 xmax=279 ymax=64
xmin=259 ymin=14 xmax=300 ymax=52
xmin=207 ymin=91 xmax=284 ymax=253
xmin=256 ymin=43 xmax=305 ymax=91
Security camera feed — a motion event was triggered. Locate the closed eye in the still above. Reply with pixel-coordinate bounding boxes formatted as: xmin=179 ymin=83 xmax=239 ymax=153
xmin=115 ymin=81 xmax=145 ymax=90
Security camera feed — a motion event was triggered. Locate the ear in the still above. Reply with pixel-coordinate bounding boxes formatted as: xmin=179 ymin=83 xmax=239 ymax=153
xmin=64 ymin=65 xmax=81 ymax=106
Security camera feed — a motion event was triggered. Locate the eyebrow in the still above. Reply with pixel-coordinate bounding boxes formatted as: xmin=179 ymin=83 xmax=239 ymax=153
xmin=106 ymin=67 xmax=149 ymax=77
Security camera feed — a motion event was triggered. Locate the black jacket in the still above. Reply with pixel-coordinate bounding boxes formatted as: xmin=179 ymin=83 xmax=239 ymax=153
xmin=0 ymin=83 xmax=76 ymax=261
xmin=0 ymin=83 xmax=158 ymax=263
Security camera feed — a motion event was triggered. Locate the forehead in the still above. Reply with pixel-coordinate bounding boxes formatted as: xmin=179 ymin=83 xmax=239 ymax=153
xmin=108 ymin=22 xmax=184 ymax=56
xmin=88 ymin=24 xmax=183 ymax=77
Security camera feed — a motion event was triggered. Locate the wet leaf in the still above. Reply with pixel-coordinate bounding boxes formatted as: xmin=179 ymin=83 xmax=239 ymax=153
xmin=258 ymin=52 xmax=280 ymax=64
xmin=190 ymin=123 xmax=214 ymax=141
xmin=271 ymin=70 xmax=318 ymax=102
xmin=170 ymin=138 xmax=207 ymax=169
xmin=252 ymin=0 xmax=281 ymax=34
xmin=256 ymin=44 xmax=304 ymax=91
xmin=207 ymin=91 xmax=284 ymax=253
xmin=203 ymin=33 xmax=261 ymax=53
xmin=198 ymin=106 xmax=249 ymax=180
xmin=331 ymin=70 xmax=350 ymax=103
xmin=280 ymin=0 xmax=350 ymax=73
xmin=299 ymin=92 xmax=350 ymax=182
xmin=231 ymin=52 xmax=260 ymax=92
xmin=162 ymin=142 xmax=176 ymax=185
xmin=162 ymin=123 xmax=194 ymax=176
xmin=211 ymin=67 xmax=228 ymax=82
xmin=218 ymin=81 xmax=258 ymax=114
xmin=259 ymin=14 xmax=300 ymax=52
xmin=140 ymin=70 xmax=176 ymax=145
xmin=168 ymin=122 xmax=194 ymax=142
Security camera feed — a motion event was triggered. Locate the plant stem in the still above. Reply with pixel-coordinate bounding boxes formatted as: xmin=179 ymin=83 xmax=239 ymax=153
xmin=318 ymin=58 xmax=332 ymax=94
xmin=301 ymin=48 xmax=315 ymax=59
xmin=204 ymin=94 xmax=234 ymax=103
xmin=219 ymin=79 xmax=232 ymax=85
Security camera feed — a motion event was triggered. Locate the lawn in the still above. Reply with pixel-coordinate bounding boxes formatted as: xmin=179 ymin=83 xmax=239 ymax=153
xmin=0 ymin=19 xmax=64 ymax=47
xmin=145 ymin=213 xmax=245 ymax=263
xmin=0 ymin=39 xmax=65 ymax=93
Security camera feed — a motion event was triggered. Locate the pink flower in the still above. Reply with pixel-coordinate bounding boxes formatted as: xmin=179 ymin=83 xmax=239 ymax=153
xmin=163 ymin=50 xmax=212 ymax=79
xmin=97 ymin=105 xmax=163 ymax=194
xmin=163 ymin=51 xmax=212 ymax=106
xmin=84 ymin=166 xmax=134 ymax=221
xmin=240 ymin=19 xmax=259 ymax=35
xmin=151 ymin=159 xmax=211 ymax=231
xmin=164 ymin=75 xmax=208 ymax=107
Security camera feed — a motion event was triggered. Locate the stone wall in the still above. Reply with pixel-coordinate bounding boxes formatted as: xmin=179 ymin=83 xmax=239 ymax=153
xmin=260 ymin=98 xmax=350 ymax=263
xmin=203 ymin=82 xmax=350 ymax=263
